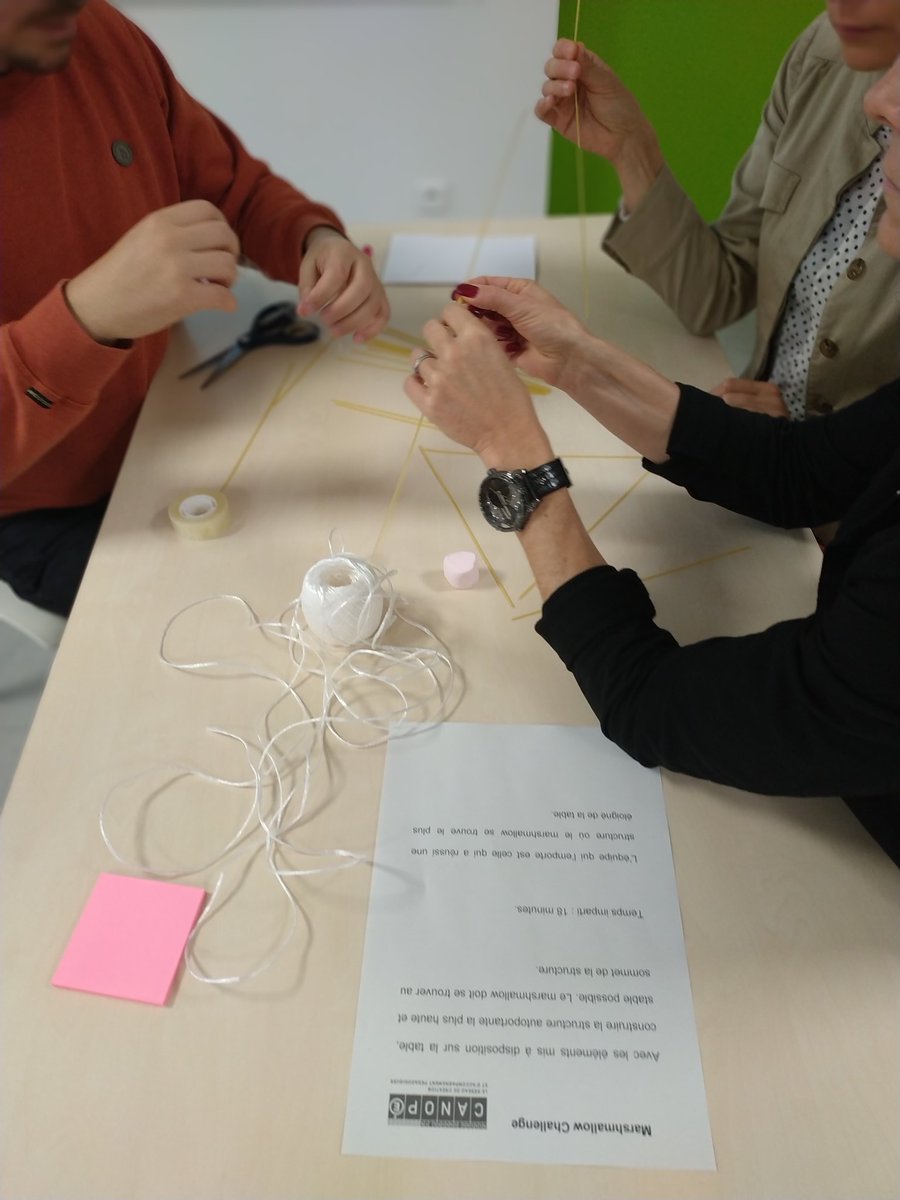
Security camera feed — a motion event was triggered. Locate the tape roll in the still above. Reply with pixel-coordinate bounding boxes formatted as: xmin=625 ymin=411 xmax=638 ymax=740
xmin=167 ymin=490 xmax=231 ymax=540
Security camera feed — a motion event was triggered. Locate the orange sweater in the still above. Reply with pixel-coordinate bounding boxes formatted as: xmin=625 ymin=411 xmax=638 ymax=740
xmin=0 ymin=0 xmax=344 ymax=516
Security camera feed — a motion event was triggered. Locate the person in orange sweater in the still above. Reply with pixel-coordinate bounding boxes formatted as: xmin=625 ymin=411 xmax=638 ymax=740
xmin=0 ymin=0 xmax=389 ymax=615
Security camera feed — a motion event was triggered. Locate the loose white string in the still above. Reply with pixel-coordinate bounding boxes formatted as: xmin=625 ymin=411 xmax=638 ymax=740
xmin=100 ymin=542 xmax=456 ymax=986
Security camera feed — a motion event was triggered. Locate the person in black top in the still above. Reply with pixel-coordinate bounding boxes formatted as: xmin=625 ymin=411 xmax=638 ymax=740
xmin=403 ymin=58 xmax=900 ymax=865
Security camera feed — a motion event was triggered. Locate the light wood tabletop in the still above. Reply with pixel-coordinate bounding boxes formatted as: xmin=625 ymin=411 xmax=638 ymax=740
xmin=1 ymin=217 xmax=896 ymax=1200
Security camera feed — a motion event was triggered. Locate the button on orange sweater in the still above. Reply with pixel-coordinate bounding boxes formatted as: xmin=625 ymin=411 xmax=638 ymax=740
xmin=0 ymin=0 xmax=344 ymax=516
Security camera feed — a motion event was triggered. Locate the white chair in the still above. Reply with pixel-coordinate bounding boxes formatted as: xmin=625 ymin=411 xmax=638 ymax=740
xmin=0 ymin=579 xmax=66 ymax=651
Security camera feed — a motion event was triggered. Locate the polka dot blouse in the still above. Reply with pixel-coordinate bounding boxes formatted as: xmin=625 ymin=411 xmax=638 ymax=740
xmin=770 ymin=126 xmax=889 ymax=419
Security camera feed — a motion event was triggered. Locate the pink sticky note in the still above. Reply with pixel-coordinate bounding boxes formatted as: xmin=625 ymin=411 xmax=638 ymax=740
xmin=52 ymin=873 xmax=206 ymax=1005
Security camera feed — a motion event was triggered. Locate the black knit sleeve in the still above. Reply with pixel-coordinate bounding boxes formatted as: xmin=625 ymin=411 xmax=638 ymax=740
xmin=535 ymin=538 xmax=900 ymax=799
xmin=647 ymin=381 xmax=900 ymax=528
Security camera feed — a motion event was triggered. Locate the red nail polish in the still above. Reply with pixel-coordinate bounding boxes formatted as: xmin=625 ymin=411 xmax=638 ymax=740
xmin=453 ymin=283 xmax=479 ymax=297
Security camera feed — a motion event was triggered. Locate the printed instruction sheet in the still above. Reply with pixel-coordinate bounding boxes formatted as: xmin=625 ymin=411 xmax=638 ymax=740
xmin=342 ymin=723 xmax=715 ymax=1170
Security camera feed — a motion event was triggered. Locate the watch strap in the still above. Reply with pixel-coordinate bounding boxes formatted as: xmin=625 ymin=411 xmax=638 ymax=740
xmin=520 ymin=457 xmax=571 ymax=501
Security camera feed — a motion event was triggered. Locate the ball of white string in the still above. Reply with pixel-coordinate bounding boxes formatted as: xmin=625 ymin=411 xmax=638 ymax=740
xmin=99 ymin=546 xmax=455 ymax=986
xmin=299 ymin=553 xmax=391 ymax=646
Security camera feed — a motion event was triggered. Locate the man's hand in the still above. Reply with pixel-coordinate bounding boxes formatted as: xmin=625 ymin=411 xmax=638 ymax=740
xmin=64 ymin=200 xmax=240 ymax=344
xmin=535 ymin=38 xmax=663 ymax=211
xmin=711 ymin=377 xmax=788 ymax=417
xmin=297 ymin=227 xmax=389 ymax=342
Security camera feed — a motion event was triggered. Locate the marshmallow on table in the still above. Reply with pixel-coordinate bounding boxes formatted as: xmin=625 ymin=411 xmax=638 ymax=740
xmin=443 ymin=551 xmax=480 ymax=589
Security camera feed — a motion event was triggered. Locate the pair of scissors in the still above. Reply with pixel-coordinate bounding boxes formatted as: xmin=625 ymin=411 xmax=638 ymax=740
xmin=179 ymin=301 xmax=320 ymax=389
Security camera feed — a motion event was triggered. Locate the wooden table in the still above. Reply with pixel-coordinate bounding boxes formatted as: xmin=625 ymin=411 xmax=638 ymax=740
xmin=2 ymin=218 xmax=896 ymax=1200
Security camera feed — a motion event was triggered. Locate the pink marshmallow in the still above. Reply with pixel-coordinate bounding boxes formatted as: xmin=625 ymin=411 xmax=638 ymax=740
xmin=443 ymin=550 xmax=480 ymax=589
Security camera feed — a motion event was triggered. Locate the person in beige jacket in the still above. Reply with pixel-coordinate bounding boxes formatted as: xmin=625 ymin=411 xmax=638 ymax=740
xmin=537 ymin=2 xmax=900 ymax=420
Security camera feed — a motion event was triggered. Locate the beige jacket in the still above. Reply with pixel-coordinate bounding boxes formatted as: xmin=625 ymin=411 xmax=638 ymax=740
xmin=603 ymin=14 xmax=899 ymax=415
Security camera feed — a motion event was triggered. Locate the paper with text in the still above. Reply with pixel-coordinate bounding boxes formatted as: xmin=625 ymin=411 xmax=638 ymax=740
xmin=343 ymin=723 xmax=715 ymax=1169
xmin=381 ymin=235 xmax=536 ymax=285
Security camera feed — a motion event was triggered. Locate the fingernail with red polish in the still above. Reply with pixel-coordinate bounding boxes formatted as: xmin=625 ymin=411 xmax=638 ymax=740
xmin=453 ymin=283 xmax=479 ymax=297
xmin=495 ymin=326 xmax=517 ymax=341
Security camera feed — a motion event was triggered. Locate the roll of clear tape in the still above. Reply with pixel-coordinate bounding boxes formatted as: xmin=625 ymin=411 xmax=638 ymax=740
xmin=301 ymin=556 xmax=387 ymax=645
xmin=168 ymin=491 xmax=231 ymax=540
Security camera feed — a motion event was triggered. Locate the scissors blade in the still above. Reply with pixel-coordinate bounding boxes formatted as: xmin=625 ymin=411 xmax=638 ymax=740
xmin=198 ymin=343 xmax=245 ymax=389
xmin=178 ymin=346 xmax=231 ymax=380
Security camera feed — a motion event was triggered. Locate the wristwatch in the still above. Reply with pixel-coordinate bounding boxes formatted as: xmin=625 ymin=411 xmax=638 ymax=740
xmin=478 ymin=458 xmax=571 ymax=532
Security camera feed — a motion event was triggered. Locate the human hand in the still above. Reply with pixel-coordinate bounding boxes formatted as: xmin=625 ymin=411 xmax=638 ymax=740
xmin=535 ymin=39 xmax=663 ymax=211
xmin=64 ymin=200 xmax=240 ymax=344
xmin=297 ymin=227 xmax=389 ymax=342
xmin=450 ymin=278 xmax=588 ymax=391
xmin=403 ymin=302 xmax=552 ymax=468
xmin=537 ymin=40 xmax=660 ymax=160
xmin=711 ymin=377 xmax=788 ymax=417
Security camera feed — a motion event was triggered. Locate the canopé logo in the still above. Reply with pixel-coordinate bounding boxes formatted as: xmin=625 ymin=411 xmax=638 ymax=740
xmin=388 ymin=1094 xmax=487 ymax=1128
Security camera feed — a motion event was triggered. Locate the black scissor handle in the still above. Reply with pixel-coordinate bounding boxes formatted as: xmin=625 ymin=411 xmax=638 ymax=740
xmin=249 ymin=301 xmax=319 ymax=347
xmin=179 ymin=301 xmax=319 ymax=384
xmin=252 ymin=301 xmax=298 ymax=335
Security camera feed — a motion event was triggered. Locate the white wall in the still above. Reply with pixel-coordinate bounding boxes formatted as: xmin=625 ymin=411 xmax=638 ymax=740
xmin=116 ymin=0 xmax=557 ymax=224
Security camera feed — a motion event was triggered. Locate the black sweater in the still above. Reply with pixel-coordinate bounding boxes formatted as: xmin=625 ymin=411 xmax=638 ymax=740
xmin=536 ymin=381 xmax=900 ymax=863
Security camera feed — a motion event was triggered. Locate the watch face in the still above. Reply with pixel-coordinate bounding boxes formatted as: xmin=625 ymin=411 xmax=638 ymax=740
xmin=479 ymin=474 xmax=528 ymax=531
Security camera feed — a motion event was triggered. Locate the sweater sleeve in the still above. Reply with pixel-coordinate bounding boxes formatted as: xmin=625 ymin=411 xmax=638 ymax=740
xmin=601 ymin=18 xmax=819 ymax=337
xmin=647 ymin=381 xmax=900 ymax=528
xmin=0 ymin=283 xmax=135 ymax=488
xmin=128 ymin=24 xmax=347 ymax=285
xmin=535 ymin=537 xmax=900 ymax=800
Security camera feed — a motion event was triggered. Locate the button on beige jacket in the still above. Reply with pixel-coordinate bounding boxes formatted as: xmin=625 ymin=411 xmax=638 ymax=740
xmin=603 ymin=14 xmax=900 ymax=416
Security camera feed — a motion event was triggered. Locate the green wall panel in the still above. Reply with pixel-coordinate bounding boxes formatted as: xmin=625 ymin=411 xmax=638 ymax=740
xmin=549 ymin=0 xmax=825 ymax=219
